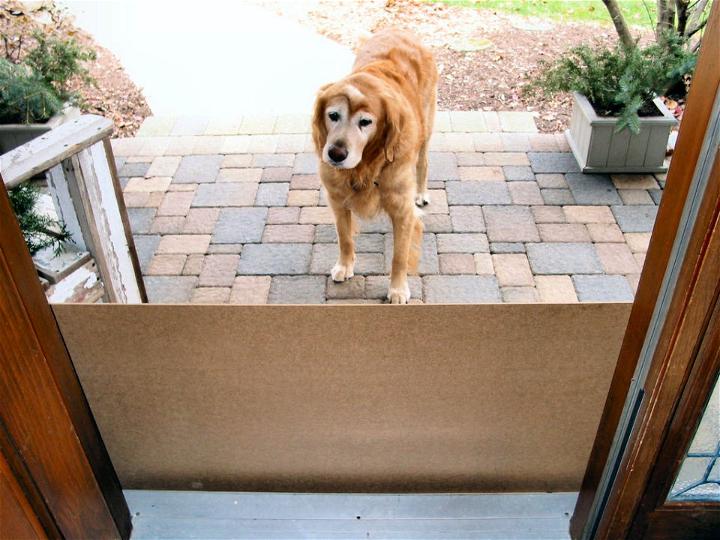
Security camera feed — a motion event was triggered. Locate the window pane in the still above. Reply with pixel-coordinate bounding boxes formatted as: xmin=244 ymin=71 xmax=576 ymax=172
xmin=668 ymin=374 xmax=720 ymax=501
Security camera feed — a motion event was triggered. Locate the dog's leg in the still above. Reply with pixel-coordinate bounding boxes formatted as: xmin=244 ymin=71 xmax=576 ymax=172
xmin=414 ymin=141 xmax=431 ymax=207
xmin=387 ymin=208 xmax=418 ymax=304
xmin=415 ymin=91 xmax=436 ymax=207
xmin=330 ymin=203 xmax=356 ymax=282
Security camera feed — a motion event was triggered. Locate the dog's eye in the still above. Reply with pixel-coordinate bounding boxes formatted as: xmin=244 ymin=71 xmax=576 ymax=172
xmin=359 ymin=118 xmax=372 ymax=128
xmin=328 ymin=112 xmax=340 ymax=122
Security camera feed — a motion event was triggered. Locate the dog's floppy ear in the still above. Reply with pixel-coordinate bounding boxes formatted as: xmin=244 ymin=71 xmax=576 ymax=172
xmin=311 ymin=83 xmax=332 ymax=156
xmin=382 ymin=93 xmax=404 ymax=163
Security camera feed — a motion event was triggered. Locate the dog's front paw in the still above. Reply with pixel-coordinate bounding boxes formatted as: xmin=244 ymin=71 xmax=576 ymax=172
xmin=387 ymin=282 xmax=411 ymax=304
xmin=331 ymin=262 xmax=354 ymax=282
xmin=415 ymin=191 xmax=431 ymax=207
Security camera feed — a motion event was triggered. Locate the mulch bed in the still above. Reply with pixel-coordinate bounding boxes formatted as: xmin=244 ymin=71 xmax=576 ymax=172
xmin=3 ymin=1 xmax=680 ymax=137
xmin=1 ymin=1 xmax=150 ymax=138
xmin=263 ymin=0 xmax=655 ymax=133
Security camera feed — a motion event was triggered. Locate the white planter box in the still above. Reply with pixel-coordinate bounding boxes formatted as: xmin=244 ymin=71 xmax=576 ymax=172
xmin=565 ymin=92 xmax=677 ymax=173
xmin=0 ymin=104 xmax=81 ymax=154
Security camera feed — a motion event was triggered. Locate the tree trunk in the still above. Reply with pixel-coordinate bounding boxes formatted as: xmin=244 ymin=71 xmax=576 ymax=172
xmin=676 ymin=0 xmax=690 ymax=35
xmin=602 ymin=0 xmax=635 ymax=48
xmin=656 ymin=0 xmax=677 ymax=41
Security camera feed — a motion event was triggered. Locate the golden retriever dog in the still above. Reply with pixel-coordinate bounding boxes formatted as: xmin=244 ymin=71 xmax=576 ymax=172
xmin=312 ymin=29 xmax=438 ymax=304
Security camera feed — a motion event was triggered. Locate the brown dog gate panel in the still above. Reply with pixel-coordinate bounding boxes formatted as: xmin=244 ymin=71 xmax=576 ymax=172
xmin=53 ymin=303 xmax=630 ymax=493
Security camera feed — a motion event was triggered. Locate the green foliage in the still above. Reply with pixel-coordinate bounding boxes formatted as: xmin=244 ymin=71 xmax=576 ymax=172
xmin=8 ymin=183 xmax=72 ymax=255
xmin=0 ymin=58 xmax=62 ymax=123
xmin=527 ymin=33 xmax=696 ymax=133
xmin=433 ymin=1 xmax=655 ymax=27
xmin=0 ymin=33 xmax=95 ymax=124
xmin=25 ymin=31 xmax=95 ymax=100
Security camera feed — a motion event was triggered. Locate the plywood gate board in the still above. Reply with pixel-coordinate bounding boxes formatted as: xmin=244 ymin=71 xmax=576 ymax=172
xmin=53 ymin=303 xmax=631 ymax=493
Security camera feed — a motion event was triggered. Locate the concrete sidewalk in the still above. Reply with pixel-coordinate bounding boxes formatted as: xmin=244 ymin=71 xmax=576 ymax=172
xmin=112 ymin=110 xmax=663 ymax=304
xmin=61 ymin=0 xmax=353 ymax=115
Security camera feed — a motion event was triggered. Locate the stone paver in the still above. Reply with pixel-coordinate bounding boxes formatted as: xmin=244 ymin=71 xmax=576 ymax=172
xmin=492 ymin=254 xmax=534 ymax=287
xmin=326 ymin=276 xmax=366 ymax=299
xmin=157 ymin=191 xmax=194 ymax=216
xmin=124 ymin=177 xmax=172 ymax=192
xmin=255 ymin=183 xmax=289 ymax=206
xmin=424 ymin=275 xmax=501 ymax=303
xmin=191 ymin=287 xmax=230 ymax=304
xmin=612 ymin=205 xmax=659 ymax=233
xmin=213 ymin=208 xmax=267 ymax=244
xmin=528 ymin=152 xmax=580 ymax=173
xmin=527 ymin=243 xmax=603 ymax=275
xmin=236 ymin=243 xmax=312 ymax=275
xmin=151 ymin=216 xmax=184 ymax=234
xmin=587 ymin=223 xmax=625 ymax=243
xmin=474 ymin=253 xmax=494 ymax=274
xmin=182 ymin=254 xmax=204 ymax=275
xmin=174 ymin=154 xmax=222 ymax=183
xmin=449 ymin=206 xmax=485 ymax=232
xmin=145 ymin=276 xmax=197 ymax=303
xmin=183 ymin=208 xmax=220 ymax=234
xmin=439 ymin=253 xmax=476 ymax=274
xmin=428 ymin=152 xmax=460 ymax=180
xmin=262 ymin=224 xmax=315 ymax=243
xmin=538 ymin=223 xmax=591 ymax=243
xmin=132 ymin=235 xmax=160 ymax=273
xmin=490 ymin=243 xmax=525 ymax=254
xmin=503 ymin=166 xmax=534 ymax=181
xmin=365 ymin=276 xmax=423 ymax=300
xmin=536 ymin=173 xmax=567 ymax=188
xmin=458 ymin=166 xmax=505 ymax=182
xmin=437 ymin=233 xmax=489 ymax=253
xmin=122 ymin=113 xmax=662 ymax=304
xmin=625 ymin=232 xmax=652 ymax=253
xmin=127 ymin=208 xmax=156 ymax=234
xmin=595 ymin=243 xmax=641 ymax=274
xmin=199 ymin=254 xmax=239 ymax=287
xmin=156 ymin=234 xmax=211 ymax=254
xmin=268 ymin=207 xmax=301 ymax=224
xmin=147 ymin=254 xmax=186 ymax=276
xmin=268 ymin=276 xmax=325 ymax=304
xmin=565 ymin=173 xmax=622 ymax=205
xmin=192 ymin=183 xmax=258 ymax=207
xmin=573 ymin=275 xmax=634 ymax=302
xmin=541 ymin=189 xmax=575 ymax=205
xmin=229 ymin=276 xmax=271 ymax=304
xmin=147 ymin=156 xmax=180 ymax=177
xmin=446 ymin=181 xmax=511 ymax=205
xmin=484 ymin=206 xmax=540 ymax=242
xmin=535 ymin=275 xmax=578 ymax=303
xmin=218 ymin=168 xmax=262 ymax=182
xmin=508 ymin=182 xmax=543 ymax=205
xmin=502 ymin=287 xmax=539 ymax=303
xmin=313 ymin=244 xmax=385 ymax=275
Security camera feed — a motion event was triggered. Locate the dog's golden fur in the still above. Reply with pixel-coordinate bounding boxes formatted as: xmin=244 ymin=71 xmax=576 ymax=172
xmin=312 ymin=29 xmax=438 ymax=303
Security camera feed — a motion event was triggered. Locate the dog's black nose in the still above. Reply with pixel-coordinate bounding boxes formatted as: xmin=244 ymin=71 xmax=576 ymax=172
xmin=328 ymin=144 xmax=348 ymax=163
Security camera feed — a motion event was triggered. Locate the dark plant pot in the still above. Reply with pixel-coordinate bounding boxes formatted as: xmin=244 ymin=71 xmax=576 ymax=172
xmin=0 ymin=104 xmax=81 ymax=155
xmin=565 ymin=92 xmax=677 ymax=174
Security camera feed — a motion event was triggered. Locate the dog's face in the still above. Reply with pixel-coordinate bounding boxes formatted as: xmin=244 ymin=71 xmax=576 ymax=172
xmin=313 ymin=79 xmax=402 ymax=170
xmin=320 ymin=93 xmax=378 ymax=169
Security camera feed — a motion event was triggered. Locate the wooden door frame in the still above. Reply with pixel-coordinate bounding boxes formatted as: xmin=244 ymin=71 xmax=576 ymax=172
xmin=571 ymin=2 xmax=720 ymax=537
xmin=0 ymin=174 xmax=131 ymax=538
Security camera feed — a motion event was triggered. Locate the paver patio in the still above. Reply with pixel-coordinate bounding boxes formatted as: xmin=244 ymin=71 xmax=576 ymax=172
xmin=112 ymin=111 xmax=665 ymax=304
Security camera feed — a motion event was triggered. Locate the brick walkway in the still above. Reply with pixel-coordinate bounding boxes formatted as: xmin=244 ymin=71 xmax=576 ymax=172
xmin=111 ymin=112 xmax=663 ymax=304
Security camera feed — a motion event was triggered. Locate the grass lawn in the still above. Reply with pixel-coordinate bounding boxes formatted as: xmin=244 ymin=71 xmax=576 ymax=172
xmin=434 ymin=0 xmax=657 ymax=28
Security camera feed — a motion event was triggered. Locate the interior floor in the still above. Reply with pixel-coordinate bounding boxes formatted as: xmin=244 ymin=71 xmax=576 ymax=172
xmin=126 ymin=490 xmax=576 ymax=539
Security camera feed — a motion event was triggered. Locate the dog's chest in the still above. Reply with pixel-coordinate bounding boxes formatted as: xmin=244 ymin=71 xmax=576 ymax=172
xmin=347 ymin=183 xmax=382 ymax=218
xmin=325 ymin=179 xmax=382 ymax=219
